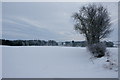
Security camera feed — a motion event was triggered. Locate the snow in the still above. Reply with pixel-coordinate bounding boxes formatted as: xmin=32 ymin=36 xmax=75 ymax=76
xmin=2 ymin=46 xmax=118 ymax=78
xmin=0 ymin=51 xmax=1 ymax=75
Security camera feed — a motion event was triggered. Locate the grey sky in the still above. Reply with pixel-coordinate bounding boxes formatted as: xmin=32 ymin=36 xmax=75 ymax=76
xmin=2 ymin=2 xmax=118 ymax=41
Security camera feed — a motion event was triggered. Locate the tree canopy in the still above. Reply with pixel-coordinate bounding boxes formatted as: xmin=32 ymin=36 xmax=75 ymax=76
xmin=72 ymin=4 xmax=112 ymax=45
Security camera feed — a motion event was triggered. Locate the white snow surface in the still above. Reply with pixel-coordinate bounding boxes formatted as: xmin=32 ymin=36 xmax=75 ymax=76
xmin=0 ymin=46 xmax=2 ymax=79
xmin=2 ymin=46 xmax=118 ymax=78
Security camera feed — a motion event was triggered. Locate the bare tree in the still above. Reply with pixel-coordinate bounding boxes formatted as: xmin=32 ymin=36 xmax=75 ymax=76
xmin=72 ymin=4 xmax=112 ymax=57
xmin=72 ymin=4 xmax=112 ymax=45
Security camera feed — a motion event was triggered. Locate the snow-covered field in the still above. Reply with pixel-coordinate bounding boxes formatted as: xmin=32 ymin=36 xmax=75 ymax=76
xmin=0 ymin=46 xmax=2 ymax=79
xmin=2 ymin=46 xmax=118 ymax=78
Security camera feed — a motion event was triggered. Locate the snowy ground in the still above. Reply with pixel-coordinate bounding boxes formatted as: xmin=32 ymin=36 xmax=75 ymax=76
xmin=2 ymin=46 xmax=118 ymax=78
xmin=0 ymin=46 xmax=2 ymax=79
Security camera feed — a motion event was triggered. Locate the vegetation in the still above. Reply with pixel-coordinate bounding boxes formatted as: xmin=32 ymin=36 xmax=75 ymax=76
xmin=0 ymin=39 xmax=114 ymax=47
xmin=72 ymin=4 xmax=112 ymax=57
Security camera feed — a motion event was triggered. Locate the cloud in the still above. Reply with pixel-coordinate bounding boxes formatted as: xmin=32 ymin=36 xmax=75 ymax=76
xmin=2 ymin=17 xmax=65 ymax=40
xmin=111 ymin=18 xmax=118 ymax=24
xmin=14 ymin=16 xmax=43 ymax=28
xmin=2 ymin=16 xmax=86 ymax=41
xmin=2 ymin=2 xmax=118 ymax=41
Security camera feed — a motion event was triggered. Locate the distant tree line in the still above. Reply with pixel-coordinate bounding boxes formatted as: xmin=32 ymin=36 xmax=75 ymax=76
xmin=1 ymin=39 xmax=58 ymax=46
xmin=59 ymin=41 xmax=87 ymax=47
xmin=0 ymin=39 xmax=114 ymax=47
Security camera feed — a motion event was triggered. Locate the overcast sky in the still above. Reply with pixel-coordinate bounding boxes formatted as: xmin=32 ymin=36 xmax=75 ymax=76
xmin=2 ymin=2 xmax=118 ymax=41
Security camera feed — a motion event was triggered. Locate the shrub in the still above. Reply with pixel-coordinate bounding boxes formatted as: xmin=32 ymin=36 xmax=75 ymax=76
xmin=87 ymin=43 xmax=106 ymax=58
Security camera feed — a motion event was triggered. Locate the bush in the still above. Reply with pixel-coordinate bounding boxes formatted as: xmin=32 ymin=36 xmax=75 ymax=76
xmin=87 ymin=43 xmax=106 ymax=58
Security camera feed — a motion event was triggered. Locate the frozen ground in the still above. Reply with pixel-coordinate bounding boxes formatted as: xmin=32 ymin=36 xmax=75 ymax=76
xmin=2 ymin=46 xmax=118 ymax=78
